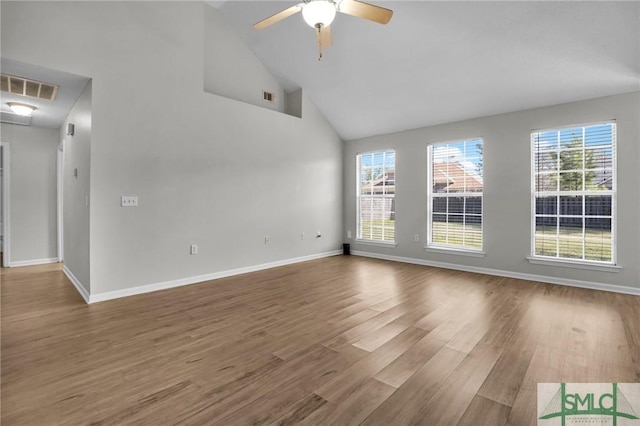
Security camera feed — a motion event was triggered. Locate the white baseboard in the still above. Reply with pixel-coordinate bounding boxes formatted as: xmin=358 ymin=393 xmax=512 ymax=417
xmin=10 ymin=257 xmax=58 ymax=267
xmin=351 ymin=250 xmax=640 ymax=296
xmin=88 ymin=250 xmax=343 ymax=304
xmin=63 ymin=265 xmax=90 ymax=303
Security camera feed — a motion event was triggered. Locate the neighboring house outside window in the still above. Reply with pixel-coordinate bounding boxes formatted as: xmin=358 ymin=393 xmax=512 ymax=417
xmin=428 ymin=139 xmax=484 ymax=251
xmin=357 ymin=150 xmax=395 ymax=243
xmin=531 ymin=122 xmax=616 ymax=263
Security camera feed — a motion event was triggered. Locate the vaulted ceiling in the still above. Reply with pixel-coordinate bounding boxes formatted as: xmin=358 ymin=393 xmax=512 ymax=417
xmin=216 ymin=1 xmax=640 ymax=140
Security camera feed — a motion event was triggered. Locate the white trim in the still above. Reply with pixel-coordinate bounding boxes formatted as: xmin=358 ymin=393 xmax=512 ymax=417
xmin=87 ymin=250 xmax=342 ymax=304
xmin=526 ymin=256 xmax=621 ymax=272
xmin=351 ymin=250 xmax=639 ymax=296
xmin=1 ymin=142 xmax=10 ymax=267
xmin=63 ymin=265 xmax=90 ymax=303
xmin=424 ymin=246 xmax=486 ymax=258
xmin=10 ymin=257 xmax=59 ymax=267
xmin=57 ymin=141 xmax=64 ymax=262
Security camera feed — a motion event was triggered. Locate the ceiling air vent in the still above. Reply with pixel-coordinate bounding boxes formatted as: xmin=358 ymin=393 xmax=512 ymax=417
xmin=0 ymin=111 xmax=32 ymax=126
xmin=262 ymin=90 xmax=275 ymax=103
xmin=1 ymin=74 xmax=58 ymax=101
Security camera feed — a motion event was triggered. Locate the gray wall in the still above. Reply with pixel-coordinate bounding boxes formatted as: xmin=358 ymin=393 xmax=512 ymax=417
xmin=204 ymin=4 xmax=299 ymax=116
xmin=60 ymin=81 xmax=92 ymax=291
xmin=0 ymin=124 xmax=58 ymax=263
xmin=1 ymin=1 xmax=343 ymax=295
xmin=344 ymin=92 xmax=640 ymax=290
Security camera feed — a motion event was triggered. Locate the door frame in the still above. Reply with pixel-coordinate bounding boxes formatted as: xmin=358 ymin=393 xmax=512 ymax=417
xmin=1 ymin=142 xmax=10 ymax=267
xmin=57 ymin=141 xmax=64 ymax=263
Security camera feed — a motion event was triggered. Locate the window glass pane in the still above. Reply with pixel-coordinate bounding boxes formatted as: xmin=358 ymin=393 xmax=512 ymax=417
xmin=559 ymin=127 xmax=583 ymax=149
xmin=534 ymin=173 xmax=557 ymax=192
xmin=558 ymin=217 xmax=584 ymax=259
xmin=559 ymin=196 xmax=582 ymax=216
xmin=533 ymin=131 xmax=558 ymax=151
xmin=465 ymin=197 xmax=482 ymax=214
xmin=585 ymin=218 xmax=612 ymax=262
xmin=536 ymin=196 xmax=557 ymax=215
xmin=433 ymin=198 xmax=446 ymax=214
xmin=585 ymin=238 xmax=612 ymax=262
xmin=585 ymin=195 xmax=611 ymax=216
xmin=559 ymin=150 xmax=583 ymax=171
xmin=448 ymin=197 xmax=464 ymax=214
xmin=559 ymin=171 xmax=584 ymax=191
xmin=585 ymin=124 xmax=613 ymax=148
xmin=535 ymin=152 xmax=558 ymax=173
xmin=535 ymin=216 xmax=558 ymax=257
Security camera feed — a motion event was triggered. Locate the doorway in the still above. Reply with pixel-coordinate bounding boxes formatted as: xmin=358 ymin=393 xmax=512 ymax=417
xmin=1 ymin=142 xmax=9 ymax=267
xmin=57 ymin=141 xmax=64 ymax=263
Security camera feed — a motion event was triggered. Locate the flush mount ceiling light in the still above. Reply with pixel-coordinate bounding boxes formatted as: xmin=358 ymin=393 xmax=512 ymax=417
xmin=7 ymin=102 xmax=36 ymax=116
xmin=254 ymin=0 xmax=393 ymax=61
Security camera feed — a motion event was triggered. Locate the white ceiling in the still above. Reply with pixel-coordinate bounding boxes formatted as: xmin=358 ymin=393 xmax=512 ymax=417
xmin=217 ymin=1 xmax=640 ymax=140
xmin=0 ymin=58 xmax=90 ymax=129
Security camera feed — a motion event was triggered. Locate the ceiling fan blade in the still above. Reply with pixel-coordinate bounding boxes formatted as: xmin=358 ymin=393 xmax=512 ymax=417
xmin=253 ymin=5 xmax=302 ymax=29
xmin=338 ymin=0 xmax=393 ymax=24
xmin=318 ymin=25 xmax=332 ymax=50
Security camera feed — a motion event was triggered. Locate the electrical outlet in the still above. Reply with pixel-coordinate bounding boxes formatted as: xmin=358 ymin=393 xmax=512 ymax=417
xmin=190 ymin=244 xmax=198 ymax=255
xmin=301 ymin=232 xmax=305 ymax=240
xmin=414 ymin=234 xmax=420 ymax=242
xmin=347 ymin=230 xmax=352 ymax=239
xmin=264 ymin=236 xmax=270 ymax=245
xmin=121 ymin=196 xmax=138 ymax=207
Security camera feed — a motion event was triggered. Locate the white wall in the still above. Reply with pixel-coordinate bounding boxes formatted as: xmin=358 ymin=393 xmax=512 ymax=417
xmin=1 ymin=1 xmax=343 ymax=296
xmin=60 ymin=81 xmax=92 ymax=291
xmin=0 ymin=124 xmax=59 ymax=264
xmin=344 ymin=92 xmax=640 ymax=291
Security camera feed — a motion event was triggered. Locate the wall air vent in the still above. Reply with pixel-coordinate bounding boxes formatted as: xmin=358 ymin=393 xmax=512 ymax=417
xmin=1 ymin=74 xmax=58 ymax=101
xmin=262 ymin=90 xmax=275 ymax=103
xmin=0 ymin=111 xmax=32 ymax=126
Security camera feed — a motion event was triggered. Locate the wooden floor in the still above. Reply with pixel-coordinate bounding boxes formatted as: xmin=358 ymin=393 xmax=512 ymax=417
xmin=2 ymin=256 xmax=639 ymax=425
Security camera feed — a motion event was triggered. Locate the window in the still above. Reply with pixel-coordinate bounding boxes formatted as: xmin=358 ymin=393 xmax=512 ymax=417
xmin=428 ymin=139 xmax=483 ymax=251
xmin=357 ymin=150 xmax=395 ymax=243
xmin=532 ymin=122 xmax=615 ymax=263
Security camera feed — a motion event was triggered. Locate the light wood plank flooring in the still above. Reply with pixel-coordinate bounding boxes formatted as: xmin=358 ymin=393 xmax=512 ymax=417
xmin=2 ymin=256 xmax=639 ymax=425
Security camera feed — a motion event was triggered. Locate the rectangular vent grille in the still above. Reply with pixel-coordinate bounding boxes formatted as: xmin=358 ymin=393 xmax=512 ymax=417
xmin=262 ymin=91 xmax=275 ymax=103
xmin=0 ymin=111 xmax=32 ymax=126
xmin=1 ymin=74 xmax=58 ymax=101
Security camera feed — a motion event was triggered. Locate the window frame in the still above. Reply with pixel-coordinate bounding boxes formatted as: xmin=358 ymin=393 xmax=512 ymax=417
xmin=529 ymin=121 xmax=617 ymax=266
xmin=427 ymin=138 xmax=484 ymax=253
xmin=356 ymin=149 xmax=397 ymax=246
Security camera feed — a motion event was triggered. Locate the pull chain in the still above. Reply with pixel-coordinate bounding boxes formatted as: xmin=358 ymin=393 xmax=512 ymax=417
xmin=316 ymin=25 xmax=323 ymax=61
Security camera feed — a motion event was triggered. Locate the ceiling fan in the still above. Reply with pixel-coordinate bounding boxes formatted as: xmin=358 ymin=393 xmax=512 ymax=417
xmin=253 ymin=0 xmax=393 ymax=60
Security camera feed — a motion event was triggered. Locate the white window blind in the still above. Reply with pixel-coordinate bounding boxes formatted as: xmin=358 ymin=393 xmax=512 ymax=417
xmin=428 ymin=139 xmax=483 ymax=250
xmin=531 ymin=122 xmax=616 ymax=263
xmin=357 ymin=150 xmax=395 ymax=243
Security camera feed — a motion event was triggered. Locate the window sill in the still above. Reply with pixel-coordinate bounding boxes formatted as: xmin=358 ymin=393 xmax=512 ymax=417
xmin=354 ymin=240 xmax=397 ymax=248
xmin=424 ymin=246 xmax=486 ymax=258
xmin=526 ymin=256 xmax=621 ymax=273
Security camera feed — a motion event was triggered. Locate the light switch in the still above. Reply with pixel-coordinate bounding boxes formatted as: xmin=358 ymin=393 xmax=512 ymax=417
xmin=121 ymin=196 xmax=138 ymax=207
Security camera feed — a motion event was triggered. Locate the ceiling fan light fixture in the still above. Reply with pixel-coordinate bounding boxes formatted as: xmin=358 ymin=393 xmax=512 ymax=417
xmin=7 ymin=102 xmax=36 ymax=116
xmin=302 ymin=1 xmax=336 ymax=28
